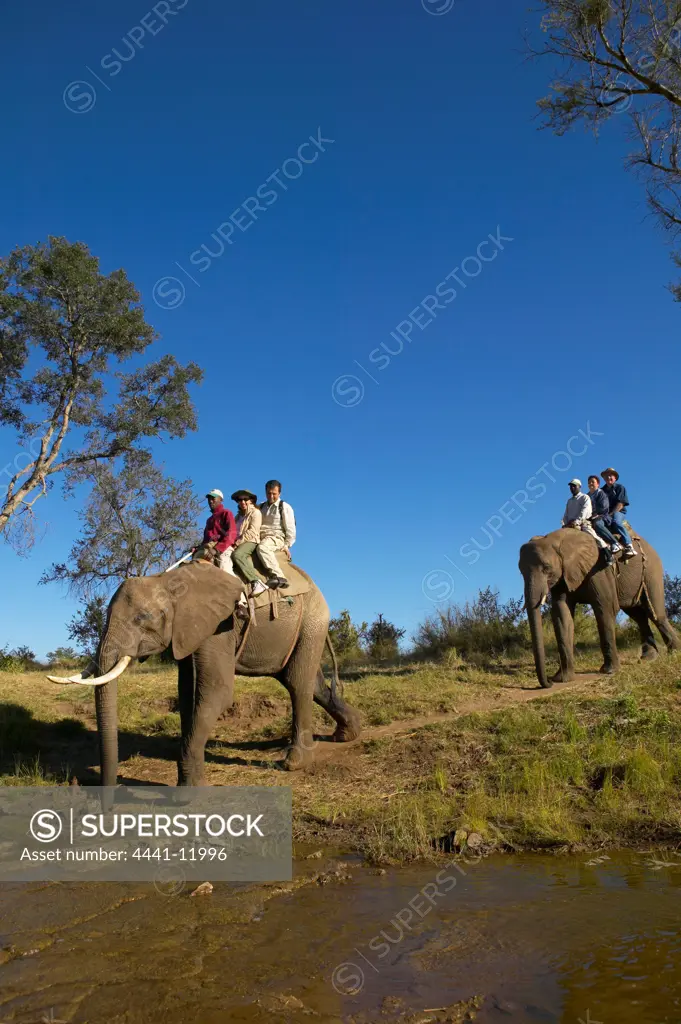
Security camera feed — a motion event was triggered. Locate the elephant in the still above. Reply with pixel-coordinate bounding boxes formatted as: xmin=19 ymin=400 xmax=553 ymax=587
xmin=519 ymin=528 xmax=680 ymax=688
xmin=47 ymin=561 xmax=362 ymax=786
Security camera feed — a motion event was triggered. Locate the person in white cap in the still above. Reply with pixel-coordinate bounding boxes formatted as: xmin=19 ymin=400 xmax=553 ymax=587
xmin=198 ymin=489 xmax=238 ymax=574
xmin=562 ymin=479 xmax=609 ymax=554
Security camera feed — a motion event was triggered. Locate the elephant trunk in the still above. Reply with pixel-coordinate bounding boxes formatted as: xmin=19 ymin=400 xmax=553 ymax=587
xmin=95 ymin=637 xmax=119 ymax=787
xmin=525 ymin=581 xmax=549 ymax=689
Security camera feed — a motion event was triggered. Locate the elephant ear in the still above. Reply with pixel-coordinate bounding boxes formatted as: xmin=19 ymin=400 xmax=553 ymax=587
xmin=168 ymin=563 xmax=244 ymax=661
xmin=559 ymin=530 xmax=599 ymax=592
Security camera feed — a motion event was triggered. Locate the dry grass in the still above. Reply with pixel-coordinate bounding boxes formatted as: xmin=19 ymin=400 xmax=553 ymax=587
xmin=1 ymin=646 xmax=680 ymax=862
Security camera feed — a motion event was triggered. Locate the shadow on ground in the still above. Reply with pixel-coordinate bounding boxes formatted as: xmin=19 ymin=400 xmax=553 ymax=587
xmin=0 ymin=702 xmax=314 ymax=783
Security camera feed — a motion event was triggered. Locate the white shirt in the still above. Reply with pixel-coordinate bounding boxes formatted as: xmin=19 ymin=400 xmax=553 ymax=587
xmin=562 ymin=492 xmax=592 ymax=526
xmin=260 ymin=499 xmax=296 ymax=547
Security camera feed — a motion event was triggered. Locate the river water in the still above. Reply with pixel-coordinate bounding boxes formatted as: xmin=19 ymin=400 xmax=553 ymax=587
xmin=0 ymin=851 xmax=679 ymax=1022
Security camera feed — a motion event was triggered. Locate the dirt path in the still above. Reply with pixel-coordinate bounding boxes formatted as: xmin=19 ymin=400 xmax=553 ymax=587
xmin=117 ymin=672 xmax=608 ymax=785
xmin=310 ymin=671 xmax=605 ymax=765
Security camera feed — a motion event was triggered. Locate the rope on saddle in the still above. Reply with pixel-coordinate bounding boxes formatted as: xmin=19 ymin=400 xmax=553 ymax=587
xmin=279 ymin=595 xmax=306 ymax=671
xmin=631 ymin=532 xmax=652 ymax=613
xmin=235 ymin=614 xmax=253 ymax=662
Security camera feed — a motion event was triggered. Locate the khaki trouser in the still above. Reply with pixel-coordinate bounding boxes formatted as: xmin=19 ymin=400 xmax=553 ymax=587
xmin=581 ymin=523 xmax=608 ymax=548
xmin=561 ymin=524 xmax=606 ymax=548
xmin=566 ymin=522 xmax=607 ymax=548
xmin=256 ymin=535 xmax=287 ymax=578
xmin=218 ymin=547 xmax=237 ymax=575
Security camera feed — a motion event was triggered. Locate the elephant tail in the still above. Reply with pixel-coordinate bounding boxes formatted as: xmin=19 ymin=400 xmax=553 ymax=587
xmin=325 ymin=633 xmax=343 ymax=700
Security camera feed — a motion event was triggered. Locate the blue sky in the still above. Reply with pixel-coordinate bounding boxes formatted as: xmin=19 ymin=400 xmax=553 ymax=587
xmin=1 ymin=0 xmax=679 ymax=658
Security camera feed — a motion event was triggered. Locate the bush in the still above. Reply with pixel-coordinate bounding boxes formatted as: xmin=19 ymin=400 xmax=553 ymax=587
xmin=329 ymin=609 xmax=368 ymax=665
xmin=46 ymin=646 xmax=87 ymax=669
xmin=0 ymin=645 xmax=38 ymax=672
xmin=412 ymin=587 xmax=529 ymax=663
xmin=364 ymin=614 xmax=406 ymax=664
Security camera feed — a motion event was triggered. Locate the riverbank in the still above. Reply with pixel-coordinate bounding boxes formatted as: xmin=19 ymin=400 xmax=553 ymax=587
xmin=1 ymin=648 xmax=680 ymax=862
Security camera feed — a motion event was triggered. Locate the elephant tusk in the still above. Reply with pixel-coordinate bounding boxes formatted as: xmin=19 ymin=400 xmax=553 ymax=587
xmin=46 ymin=665 xmax=96 ymax=685
xmin=76 ymin=656 xmax=132 ymax=686
xmin=540 ymin=595 xmax=547 ymax=607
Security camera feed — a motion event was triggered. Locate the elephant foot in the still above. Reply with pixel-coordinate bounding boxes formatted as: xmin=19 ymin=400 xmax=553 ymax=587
xmin=282 ymin=738 xmax=317 ymax=771
xmin=177 ymin=761 xmax=206 ymax=787
xmin=640 ymin=645 xmax=659 ymax=661
xmin=599 ymin=663 xmax=618 ymax=675
xmin=550 ymin=669 xmax=575 ymax=683
xmin=332 ymin=709 xmax=362 ymax=743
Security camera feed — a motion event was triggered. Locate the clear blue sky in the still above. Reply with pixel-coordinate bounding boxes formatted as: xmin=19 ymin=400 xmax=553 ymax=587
xmin=1 ymin=0 xmax=679 ymax=659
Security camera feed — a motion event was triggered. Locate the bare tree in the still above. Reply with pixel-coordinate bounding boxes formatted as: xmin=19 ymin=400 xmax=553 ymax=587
xmin=41 ymin=452 xmax=203 ymax=595
xmin=531 ymin=0 xmax=681 ymax=296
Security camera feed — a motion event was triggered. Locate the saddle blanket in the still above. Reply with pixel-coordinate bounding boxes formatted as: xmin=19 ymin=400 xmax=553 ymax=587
xmin=242 ymin=552 xmax=310 ymax=610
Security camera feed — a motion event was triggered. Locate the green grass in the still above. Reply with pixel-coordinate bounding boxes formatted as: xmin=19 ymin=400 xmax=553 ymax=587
xmin=320 ymin=655 xmax=681 ymax=862
xmin=2 ymin=646 xmax=681 ymax=863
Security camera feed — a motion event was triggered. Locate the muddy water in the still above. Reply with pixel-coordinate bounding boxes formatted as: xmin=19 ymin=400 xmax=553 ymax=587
xmin=0 ymin=851 xmax=679 ymax=1023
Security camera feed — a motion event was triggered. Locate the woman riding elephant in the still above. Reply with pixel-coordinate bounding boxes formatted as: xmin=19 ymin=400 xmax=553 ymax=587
xmin=519 ymin=527 xmax=679 ymax=688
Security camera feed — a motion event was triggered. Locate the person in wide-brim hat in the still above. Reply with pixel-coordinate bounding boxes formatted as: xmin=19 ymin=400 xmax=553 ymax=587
xmin=231 ymin=489 xmax=258 ymax=503
xmin=601 ymin=468 xmax=638 ymax=559
xmin=231 ymin=490 xmax=267 ymax=596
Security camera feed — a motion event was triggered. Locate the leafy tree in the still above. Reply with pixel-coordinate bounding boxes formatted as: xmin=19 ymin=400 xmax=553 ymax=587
xmin=41 ymin=451 xmax=203 ymax=595
xmin=328 ymin=609 xmax=368 ymax=663
xmin=664 ymin=572 xmax=681 ymax=620
xmin=364 ymin=613 xmax=406 ymax=664
xmin=531 ymin=1 xmax=681 ymax=297
xmin=46 ymin=646 xmax=81 ymax=664
xmin=67 ymin=596 xmax=108 ymax=657
xmin=0 ymin=237 xmax=202 ymax=549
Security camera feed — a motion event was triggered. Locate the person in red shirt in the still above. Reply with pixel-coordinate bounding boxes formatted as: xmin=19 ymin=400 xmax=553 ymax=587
xmin=200 ymin=488 xmax=238 ymax=574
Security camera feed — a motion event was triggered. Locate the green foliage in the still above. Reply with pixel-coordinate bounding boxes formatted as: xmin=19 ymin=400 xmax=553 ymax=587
xmin=41 ymin=451 xmax=202 ymax=596
xmin=0 ymin=236 xmax=202 ymax=549
xmin=363 ymin=613 xmax=406 ymax=664
xmin=67 ymin=596 xmax=107 ymax=657
xmin=0 ymin=645 xmax=37 ymax=671
xmin=328 ymin=609 xmax=368 ymax=664
xmin=412 ymin=587 xmax=528 ymax=662
xmin=664 ymin=572 xmax=681 ymax=621
xmin=45 ymin=646 xmax=86 ymax=668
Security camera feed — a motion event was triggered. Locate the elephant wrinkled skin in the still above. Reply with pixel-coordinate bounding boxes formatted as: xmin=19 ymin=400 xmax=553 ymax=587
xmin=72 ymin=561 xmax=361 ymax=786
xmin=519 ymin=528 xmax=680 ymax=688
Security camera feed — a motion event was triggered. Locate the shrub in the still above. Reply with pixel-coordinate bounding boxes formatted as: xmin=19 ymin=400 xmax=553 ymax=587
xmin=364 ymin=614 xmax=406 ymax=664
xmin=412 ymin=587 xmax=529 ymax=663
xmin=0 ymin=645 xmax=38 ymax=671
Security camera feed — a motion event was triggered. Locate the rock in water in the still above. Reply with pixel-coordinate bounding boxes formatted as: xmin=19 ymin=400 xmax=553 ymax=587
xmin=190 ymin=882 xmax=213 ymax=897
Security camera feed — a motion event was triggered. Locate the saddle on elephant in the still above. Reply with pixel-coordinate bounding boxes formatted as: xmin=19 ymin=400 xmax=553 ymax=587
xmin=241 ymin=552 xmax=311 ymax=608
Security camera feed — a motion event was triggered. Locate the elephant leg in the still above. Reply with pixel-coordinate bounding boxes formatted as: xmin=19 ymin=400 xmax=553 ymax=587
xmin=277 ymin=656 xmax=318 ymax=772
xmin=622 ymin=605 xmax=658 ymax=660
xmin=177 ymin=632 xmax=235 ymax=786
xmin=177 ymin=655 xmax=196 ymax=738
xmin=645 ymin=600 xmax=681 ymax=653
xmin=550 ymin=590 xmax=575 ymax=682
xmin=640 ymin=562 xmax=681 ymax=653
xmin=653 ymin=615 xmax=681 ymax=653
xmin=592 ymin=595 xmax=620 ymax=675
xmin=313 ymin=668 xmax=362 ymax=743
